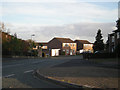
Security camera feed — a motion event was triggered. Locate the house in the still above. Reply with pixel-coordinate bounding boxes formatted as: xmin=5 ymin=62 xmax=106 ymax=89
xmin=108 ymin=29 xmax=120 ymax=52
xmin=74 ymin=40 xmax=93 ymax=53
xmin=0 ymin=31 xmax=1 ymax=44
xmin=2 ymin=32 xmax=12 ymax=42
xmin=33 ymin=42 xmax=48 ymax=50
xmin=48 ymin=37 xmax=77 ymax=56
xmin=34 ymin=42 xmax=49 ymax=57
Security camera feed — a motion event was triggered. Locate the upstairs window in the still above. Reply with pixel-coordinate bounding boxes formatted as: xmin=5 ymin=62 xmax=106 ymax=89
xmin=117 ymin=32 xmax=120 ymax=39
xmin=112 ymin=36 xmax=114 ymax=42
xmin=65 ymin=43 xmax=69 ymax=47
xmin=42 ymin=46 xmax=47 ymax=49
xmin=6 ymin=35 xmax=8 ymax=38
xmin=73 ymin=43 xmax=76 ymax=47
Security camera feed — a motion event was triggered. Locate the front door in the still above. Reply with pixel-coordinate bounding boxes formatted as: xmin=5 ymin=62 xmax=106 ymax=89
xmin=70 ymin=50 xmax=72 ymax=55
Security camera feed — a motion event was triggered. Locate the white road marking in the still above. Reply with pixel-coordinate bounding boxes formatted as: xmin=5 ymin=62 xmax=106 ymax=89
xmin=24 ymin=70 xmax=33 ymax=73
xmin=4 ymin=74 xmax=15 ymax=78
xmin=3 ymin=63 xmax=24 ymax=68
xmin=83 ymin=85 xmax=95 ymax=88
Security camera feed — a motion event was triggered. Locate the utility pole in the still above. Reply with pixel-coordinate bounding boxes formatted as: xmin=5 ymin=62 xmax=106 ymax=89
xmin=31 ymin=34 xmax=35 ymax=57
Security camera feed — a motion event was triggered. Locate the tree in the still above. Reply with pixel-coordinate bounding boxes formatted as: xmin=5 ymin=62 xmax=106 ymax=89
xmin=27 ymin=39 xmax=37 ymax=56
xmin=116 ymin=18 xmax=120 ymax=31
xmin=93 ymin=29 xmax=104 ymax=52
xmin=37 ymin=43 xmax=43 ymax=57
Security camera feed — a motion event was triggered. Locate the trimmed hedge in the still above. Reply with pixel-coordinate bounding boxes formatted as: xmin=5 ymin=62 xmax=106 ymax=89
xmin=83 ymin=53 xmax=117 ymax=59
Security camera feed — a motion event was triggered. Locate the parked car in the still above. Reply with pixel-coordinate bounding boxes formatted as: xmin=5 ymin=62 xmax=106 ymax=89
xmin=94 ymin=50 xmax=105 ymax=54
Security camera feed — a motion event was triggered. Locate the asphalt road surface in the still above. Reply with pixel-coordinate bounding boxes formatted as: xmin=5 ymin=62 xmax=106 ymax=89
xmin=2 ymin=56 xmax=76 ymax=88
xmin=2 ymin=55 xmax=118 ymax=88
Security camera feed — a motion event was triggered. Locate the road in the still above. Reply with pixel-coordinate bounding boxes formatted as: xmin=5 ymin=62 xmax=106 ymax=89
xmin=2 ymin=56 xmax=77 ymax=88
xmin=2 ymin=55 xmax=118 ymax=88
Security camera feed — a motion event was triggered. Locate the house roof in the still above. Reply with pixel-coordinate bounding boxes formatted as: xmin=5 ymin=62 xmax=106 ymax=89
xmin=53 ymin=37 xmax=74 ymax=43
xmin=113 ymin=29 xmax=120 ymax=32
xmin=109 ymin=33 xmax=114 ymax=36
xmin=74 ymin=40 xmax=91 ymax=44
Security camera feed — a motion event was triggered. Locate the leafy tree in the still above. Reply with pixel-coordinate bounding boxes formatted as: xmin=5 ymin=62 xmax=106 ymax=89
xmin=2 ymin=38 xmax=11 ymax=55
xmin=27 ymin=39 xmax=36 ymax=50
xmin=93 ymin=29 xmax=104 ymax=52
xmin=37 ymin=43 xmax=43 ymax=57
xmin=9 ymin=33 xmax=23 ymax=56
xmin=27 ymin=39 xmax=37 ymax=56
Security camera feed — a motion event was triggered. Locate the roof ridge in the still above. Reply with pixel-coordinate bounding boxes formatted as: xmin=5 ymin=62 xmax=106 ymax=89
xmin=54 ymin=37 xmax=71 ymax=39
xmin=75 ymin=39 xmax=88 ymax=41
xmin=53 ymin=37 xmax=74 ymax=43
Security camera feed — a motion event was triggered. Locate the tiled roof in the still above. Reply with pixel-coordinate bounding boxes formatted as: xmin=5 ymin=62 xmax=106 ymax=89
xmin=109 ymin=33 xmax=114 ymax=36
xmin=54 ymin=37 xmax=74 ymax=43
xmin=113 ymin=29 xmax=120 ymax=32
xmin=75 ymin=40 xmax=91 ymax=44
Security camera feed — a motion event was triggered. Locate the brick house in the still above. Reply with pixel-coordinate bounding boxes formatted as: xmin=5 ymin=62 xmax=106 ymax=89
xmin=33 ymin=42 xmax=49 ymax=57
xmin=2 ymin=32 xmax=12 ymax=42
xmin=48 ymin=37 xmax=77 ymax=56
xmin=74 ymin=40 xmax=93 ymax=53
xmin=108 ymin=29 xmax=120 ymax=52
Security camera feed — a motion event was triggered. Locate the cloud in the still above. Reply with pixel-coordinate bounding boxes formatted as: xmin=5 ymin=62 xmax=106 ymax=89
xmin=1 ymin=1 xmax=117 ymax=43
xmin=2 ymin=2 xmax=117 ymax=24
xmin=1 ymin=0 xmax=119 ymax=3
xmin=5 ymin=22 xmax=115 ymax=43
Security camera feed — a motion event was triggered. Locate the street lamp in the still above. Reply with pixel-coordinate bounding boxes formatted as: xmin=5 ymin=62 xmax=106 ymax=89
xmin=31 ymin=34 xmax=35 ymax=57
xmin=31 ymin=34 xmax=35 ymax=40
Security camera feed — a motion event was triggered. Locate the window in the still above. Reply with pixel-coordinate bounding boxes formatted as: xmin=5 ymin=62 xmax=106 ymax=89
xmin=63 ymin=49 xmax=65 ymax=52
xmin=6 ymin=35 xmax=8 ymax=38
xmin=63 ymin=43 xmax=66 ymax=47
xmin=112 ymin=47 xmax=114 ymax=52
xmin=66 ymin=49 xmax=69 ymax=54
xmin=73 ymin=49 xmax=75 ymax=53
xmin=73 ymin=43 xmax=76 ymax=47
xmin=65 ymin=43 xmax=69 ymax=47
xmin=42 ymin=46 xmax=47 ymax=49
xmin=112 ymin=36 xmax=114 ymax=42
xmin=117 ymin=32 xmax=120 ymax=39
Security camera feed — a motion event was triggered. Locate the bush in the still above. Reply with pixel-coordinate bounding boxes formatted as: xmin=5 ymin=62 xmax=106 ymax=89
xmin=83 ymin=52 xmax=116 ymax=59
xmin=61 ymin=51 xmax=65 ymax=55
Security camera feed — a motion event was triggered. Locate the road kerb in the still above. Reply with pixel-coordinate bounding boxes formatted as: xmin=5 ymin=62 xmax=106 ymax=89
xmin=33 ymin=69 xmax=88 ymax=88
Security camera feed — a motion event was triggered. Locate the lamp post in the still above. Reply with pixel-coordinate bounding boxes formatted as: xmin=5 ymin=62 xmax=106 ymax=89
xmin=31 ymin=34 xmax=35 ymax=40
xmin=31 ymin=34 xmax=35 ymax=57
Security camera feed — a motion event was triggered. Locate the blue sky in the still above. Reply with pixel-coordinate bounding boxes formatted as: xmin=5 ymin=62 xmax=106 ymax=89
xmin=1 ymin=1 xmax=118 ymax=25
xmin=0 ymin=0 xmax=118 ymax=43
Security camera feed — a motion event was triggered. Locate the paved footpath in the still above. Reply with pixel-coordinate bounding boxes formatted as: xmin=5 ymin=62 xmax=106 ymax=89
xmin=38 ymin=57 xmax=119 ymax=88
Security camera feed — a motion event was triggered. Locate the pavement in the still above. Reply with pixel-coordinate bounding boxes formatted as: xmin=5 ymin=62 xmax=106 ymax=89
xmin=36 ymin=56 xmax=119 ymax=88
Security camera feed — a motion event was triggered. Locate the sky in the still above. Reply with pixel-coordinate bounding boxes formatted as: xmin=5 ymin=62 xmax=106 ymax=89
xmin=0 ymin=0 xmax=119 ymax=43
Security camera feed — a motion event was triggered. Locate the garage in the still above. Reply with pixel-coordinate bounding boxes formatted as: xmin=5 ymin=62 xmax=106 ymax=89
xmin=51 ymin=49 xmax=60 ymax=56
